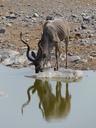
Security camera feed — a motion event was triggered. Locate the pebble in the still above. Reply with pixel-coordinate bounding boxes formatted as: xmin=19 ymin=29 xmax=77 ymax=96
xmin=80 ymin=59 xmax=88 ymax=63
xmin=83 ymin=15 xmax=91 ymax=22
xmin=6 ymin=13 xmax=17 ymax=20
xmin=0 ymin=48 xmax=28 ymax=67
xmin=79 ymin=39 xmax=89 ymax=45
xmin=67 ymin=55 xmax=81 ymax=62
xmin=33 ymin=13 xmax=39 ymax=17
xmin=6 ymin=23 xmax=12 ymax=27
xmin=0 ymin=28 xmax=5 ymax=34
xmin=2 ymin=58 xmax=14 ymax=66
xmin=90 ymin=51 xmax=96 ymax=57
xmin=81 ymin=23 xmax=87 ymax=29
xmin=93 ymin=41 xmax=96 ymax=45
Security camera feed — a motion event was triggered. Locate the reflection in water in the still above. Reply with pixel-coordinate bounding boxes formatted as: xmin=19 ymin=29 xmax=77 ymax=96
xmin=22 ymin=79 xmax=71 ymax=121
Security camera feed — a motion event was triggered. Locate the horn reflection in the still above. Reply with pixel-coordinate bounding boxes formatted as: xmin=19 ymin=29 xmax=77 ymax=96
xmin=21 ymin=79 xmax=71 ymax=121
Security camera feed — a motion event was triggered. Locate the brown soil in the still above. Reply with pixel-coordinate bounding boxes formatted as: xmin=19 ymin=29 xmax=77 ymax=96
xmin=0 ymin=0 xmax=96 ymax=70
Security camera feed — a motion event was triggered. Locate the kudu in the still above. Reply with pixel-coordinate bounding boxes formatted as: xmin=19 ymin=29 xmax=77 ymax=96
xmin=20 ymin=18 xmax=70 ymax=73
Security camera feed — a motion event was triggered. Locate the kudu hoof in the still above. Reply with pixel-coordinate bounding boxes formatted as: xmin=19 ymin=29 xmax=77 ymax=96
xmin=54 ymin=67 xmax=58 ymax=71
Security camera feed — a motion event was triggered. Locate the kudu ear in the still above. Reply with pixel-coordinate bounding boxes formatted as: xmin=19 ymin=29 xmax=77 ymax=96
xmin=28 ymin=51 xmax=37 ymax=62
xmin=31 ymin=51 xmax=36 ymax=59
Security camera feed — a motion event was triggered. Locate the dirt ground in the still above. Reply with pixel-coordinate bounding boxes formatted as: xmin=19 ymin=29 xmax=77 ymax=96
xmin=0 ymin=0 xmax=96 ymax=70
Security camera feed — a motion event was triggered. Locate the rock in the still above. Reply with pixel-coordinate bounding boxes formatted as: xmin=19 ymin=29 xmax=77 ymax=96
xmin=93 ymin=40 xmax=96 ymax=45
xmin=83 ymin=15 xmax=91 ymax=22
xmin=71 ymin=14 xmax=78 ymax=18
xmin=8 ymin=50 xmax=19 ymax=57
xmin=75 ymin=33 xmax=82 ymax=39
xmin=31 ymin=17 xmax=37 ymax=23
xmin=67 ymin=55 xmax=81 ymax=62
xmin=80 ymin=59 xmax=88 ymax=63
xmin=33 ymin=13 xmax=39 ymax=17
xmin=79 ymin=39 xmax=89 ymax=45
xmin=0 ymin=49 xmax=20 ymax=65
xmin=15 ymin=55 xmax=27 ymax=65
xmin=2 ymin=58 xmax=14 ymax=66
xmin=32 ymin=68 xmax=83 ymax=83
xmin=90 ymin=51 xmax=96 ymax=57
xmin=0 ymin=28 xmax=5 ymax=34
xmin=81 ymin=13 xmax=91 ymax=22
xmin=0 ymin=49 xmax=29 ymax=67
xmin=81 ymin=23 xmax=87 ymax=29
xmin=6 ymin=23 xmax=12 ymax=27
xmin=6 ymin=13 xmax=17 ymax=19
xmin=60 ymin=54 xmax=65 ymax=61
xmin=0 ymin=49 xmax=9 ymax=60
xmin=88 ymin=55 xmax=94 ymax=61
xmin=46 ymin=16 xmax=54 ymax=20
xmin=0 ymin=5 xmax=4 ymax=7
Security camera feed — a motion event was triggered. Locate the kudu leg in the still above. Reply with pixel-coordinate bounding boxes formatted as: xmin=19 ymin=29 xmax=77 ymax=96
xmin=56 ymin=81 xmax=62 ymax=100
xmin=66 ymin=83 xmax=71 ymax=99
xmin=54 ymin=42 xmax=59 ymax=71
xmin=65 ymin=37 xmax=69 ymax=69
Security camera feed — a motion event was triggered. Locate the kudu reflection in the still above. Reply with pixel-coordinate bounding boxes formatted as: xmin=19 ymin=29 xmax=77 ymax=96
xmin=22 ymin=79 xmax=71 ymax=121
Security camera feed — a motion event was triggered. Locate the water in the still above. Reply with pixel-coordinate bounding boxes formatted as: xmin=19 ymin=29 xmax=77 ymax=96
xmin=0 ymin=64 xmax=96 ymax=128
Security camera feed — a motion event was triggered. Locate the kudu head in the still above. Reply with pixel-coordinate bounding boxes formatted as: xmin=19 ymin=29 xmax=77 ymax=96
xmin=37 ymin=38 xmax=51 ymax=69
xmin=20 ymin=32 xmax=44 ymax=73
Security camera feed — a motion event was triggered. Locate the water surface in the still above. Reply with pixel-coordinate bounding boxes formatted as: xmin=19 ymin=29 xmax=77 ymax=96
xmin=0 ymin=64 xmax=96 ymax=128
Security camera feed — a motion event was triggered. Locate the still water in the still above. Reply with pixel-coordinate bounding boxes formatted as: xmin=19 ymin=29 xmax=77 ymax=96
xmin=0 ymin=64 xmax=96 ymax=128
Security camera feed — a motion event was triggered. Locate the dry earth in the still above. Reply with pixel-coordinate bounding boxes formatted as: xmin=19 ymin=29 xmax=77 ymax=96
xmin=0 ymin=0 xmax=96 ymax=70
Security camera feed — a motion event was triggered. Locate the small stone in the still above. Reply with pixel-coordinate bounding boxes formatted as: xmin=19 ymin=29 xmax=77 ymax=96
xmin=88 ymin=56 xmax=94 ymax=60
xmin=2 ymin=58 xmax=14 ymax=66
xmin=6 ymin=13 xmax=17 ymax=19
xmin=33 ymin=13 xmax=39 ymax=17
xmin=75 ymin=33 xmax=82 ymax=38
xmin=60 ymin=54 xmax=65 ymax=61
xmin=79 ymin=39 xmax=89 ymax=45
xmin=93 ymin=41 xmax=96 ymax=45
xmin=8 ymin=50 xmax=19 ymax=57
xmin=46 ymin=16 xmax=54 ymax=20
xmin=67 ymin=55 xmax=81 ymax=62
xmin=90 ymin=51 xmax=96 ymax=57
xmin=81 ymin=23 xmax=87 ymax=29
xmin=6 ymin=23 xmax=12 ymax=27
xmin=81 ymin=13 xmax=86 ymax=16
xmin=0 ymin=28 xmax=5 ymax=34
xmin=0 ymin=5 xmax=4 ymax=7
xmin=80 ymin=59 xmax=88 ymax=63
xmin=82 ymin=15 xmax=91 ymax=22
xmin=15 ymin=55 xmax=27 ymax=65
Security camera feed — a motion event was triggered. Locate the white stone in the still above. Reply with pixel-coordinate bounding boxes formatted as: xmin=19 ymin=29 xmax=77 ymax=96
xmin=6 ymin=23 xmax=12 ymax=27
xmin=15 ymin=55 xmax=27 ymax=64
xmin=2 ymin=58 xmax=14 ymax=66
xmin=67 ymin=55 xmax=81 ymax=62
xmin=33 ymin=13 xmax=39 ymax=17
